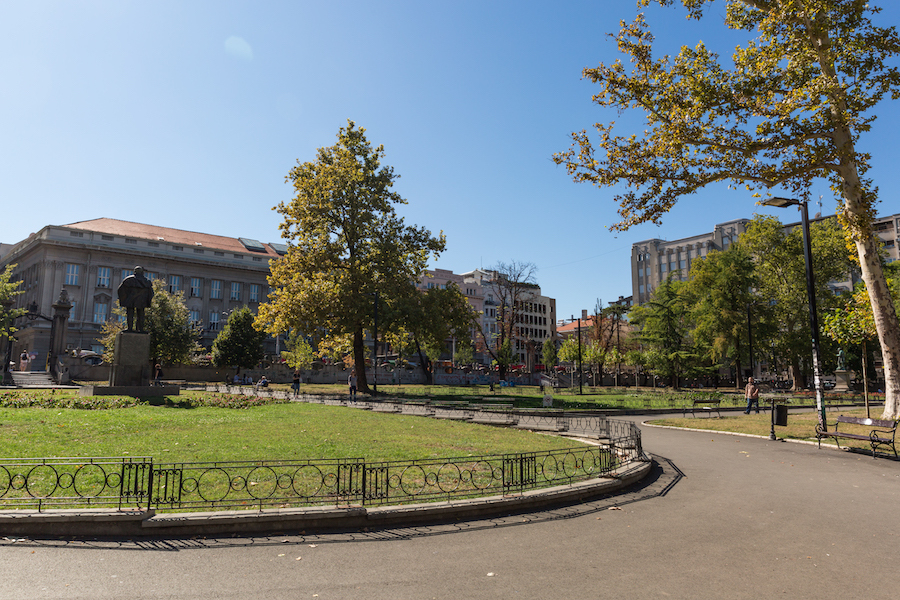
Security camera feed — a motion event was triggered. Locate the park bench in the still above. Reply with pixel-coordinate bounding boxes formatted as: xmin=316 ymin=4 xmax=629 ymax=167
xmin=686 ymin=399 xmax=722 ymax=418
xmin=815 ymin=415 xmax=899 ymax=458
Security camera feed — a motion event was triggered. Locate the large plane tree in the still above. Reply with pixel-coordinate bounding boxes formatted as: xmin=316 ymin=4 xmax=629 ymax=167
xmin=555 ymin=0 xmax=900 ymax=418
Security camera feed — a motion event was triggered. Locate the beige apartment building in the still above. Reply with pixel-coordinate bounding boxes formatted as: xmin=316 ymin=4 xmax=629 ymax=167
xmin=0 ymin=218 xmax=283 ymax=369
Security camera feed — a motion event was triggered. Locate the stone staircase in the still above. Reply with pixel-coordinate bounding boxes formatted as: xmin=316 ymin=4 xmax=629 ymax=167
xmin=10 ymin=371 xmax=56 ymax=388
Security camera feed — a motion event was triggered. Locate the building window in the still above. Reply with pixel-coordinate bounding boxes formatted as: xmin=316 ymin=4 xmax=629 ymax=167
xmin=250 ymin=284 xmax=260 ymax=303
xmin=93 ymin=301 xmax=108 ymax=324
xmin=96 ymin=267 xmax=111 ymax=288
xmin=173 ymin=246 xmax=183 ymax=252
xmin=211 ymin=280 xmax=222 ymax=300
xmin=252 ymin=257 xmax=262 ymax=262
xmin=121 ymin=268 xmax=133 ymax=280
xmin=126 ymin=238 xmax=137 ymax=245
xmin=209 ymin=312 xmax=220 ymax=331
xmin=190 ymin=277 xmax=202 ymax=298
xmin=70 ymin=231 xmax=83 ymax=238
xmin=101 ymin=235 xmax=114 ymax=241
xmin=145 ymin=272 xmax=157 ymax=281
xmin=65 ymin=264 xmax=80 ymax=286
xmin=189 ymin=309 xmax=201 ymax=325
xmin=214 ymin=251 xmax=224 ymax=257
xmin=230 ymin=282 xmax=241 ymax=301
xmin=194 ymin=248 xmax=204 ymax=254
xmin=169 ymin=275 xmax=182 ymax=293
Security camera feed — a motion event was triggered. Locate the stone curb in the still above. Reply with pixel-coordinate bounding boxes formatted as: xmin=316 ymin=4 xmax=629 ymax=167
xmin=0 ymin=461 xmax=651 ymax=538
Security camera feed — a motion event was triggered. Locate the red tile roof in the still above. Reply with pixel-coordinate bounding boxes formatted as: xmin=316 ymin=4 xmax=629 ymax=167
xmin=63 ymin=218 xmax=280 ymax=257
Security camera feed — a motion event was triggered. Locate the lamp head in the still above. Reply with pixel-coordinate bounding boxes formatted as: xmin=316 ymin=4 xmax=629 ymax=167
xmin=762 ymin=197 xmax=801 ymax=208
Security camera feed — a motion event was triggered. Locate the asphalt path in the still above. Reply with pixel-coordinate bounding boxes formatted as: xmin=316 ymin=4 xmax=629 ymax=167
xmin=2 ymin=414 xmax=899 ymax=599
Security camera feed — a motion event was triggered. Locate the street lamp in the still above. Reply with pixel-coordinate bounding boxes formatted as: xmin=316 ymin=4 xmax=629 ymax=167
xmin=761 ymin=196 xmax=827 ymax=429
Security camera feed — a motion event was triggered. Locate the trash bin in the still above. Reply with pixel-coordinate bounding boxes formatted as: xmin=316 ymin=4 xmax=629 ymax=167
xmin=774 ymin=404 xmax=788 ymax=427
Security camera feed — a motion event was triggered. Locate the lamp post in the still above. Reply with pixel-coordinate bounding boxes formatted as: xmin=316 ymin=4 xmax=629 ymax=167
xmin=762 ymin=197 xmax=826 ymax=429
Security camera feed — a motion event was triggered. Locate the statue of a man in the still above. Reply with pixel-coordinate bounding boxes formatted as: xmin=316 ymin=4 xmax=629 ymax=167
xmin=117 ymin=266 xmax=154 ymax=332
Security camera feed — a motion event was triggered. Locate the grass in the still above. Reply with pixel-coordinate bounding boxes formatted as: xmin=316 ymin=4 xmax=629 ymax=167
xmin=0 ymin=390 xmax=585 ymax=463
xmin=649 ymin=407 xmax=894 ymax=455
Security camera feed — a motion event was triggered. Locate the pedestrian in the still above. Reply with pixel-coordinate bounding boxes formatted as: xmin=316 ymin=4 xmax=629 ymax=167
xmin=19 ymin=350 xmax=29 ymax=372
xmin=292 ymin=371 xmax=301 ymax=396
xmin=744 ymin=376 xmax=760 ymax=414
xmin=154 ymin=364 xmax=163 ymax=386
xmin=348 ymin=369 xmax=357 ymax=400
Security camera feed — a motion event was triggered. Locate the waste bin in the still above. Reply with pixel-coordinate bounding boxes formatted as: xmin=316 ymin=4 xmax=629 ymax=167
xmin=774 ymin=404 xmax=788 ymax=427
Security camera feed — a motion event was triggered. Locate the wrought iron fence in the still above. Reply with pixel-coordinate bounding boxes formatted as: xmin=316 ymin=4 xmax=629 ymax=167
xmin=0 ymin=456 xmax=152 ymax=511
xmin=0 ymin=419 xmax=642 ymax=512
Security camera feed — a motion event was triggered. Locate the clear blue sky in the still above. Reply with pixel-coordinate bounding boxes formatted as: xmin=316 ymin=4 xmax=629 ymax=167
xmin=3 ymin=1 xmax=899 ymax=321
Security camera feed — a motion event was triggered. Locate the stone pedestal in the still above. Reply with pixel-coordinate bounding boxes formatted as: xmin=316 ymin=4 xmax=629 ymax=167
xmin=834 ymin=369 xmax=852 ymax=392
xmin=110 ymin=332 xmax=151 ymax=387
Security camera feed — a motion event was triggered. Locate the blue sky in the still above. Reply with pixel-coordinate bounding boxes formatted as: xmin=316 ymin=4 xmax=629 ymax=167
xmin=3 ymin=1 xmax=899 ymax=321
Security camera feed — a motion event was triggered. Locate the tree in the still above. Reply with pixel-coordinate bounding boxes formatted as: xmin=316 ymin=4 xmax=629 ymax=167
xmin=212 ymin=307 xmax=267 ymax=371
xmin=98 ymin=279 xmax=200 ymax=365
xmin=280 ymin=329 xmax=317 ymax=371
xmin=542 ymin=337 xmax=558 ymax=372
xmin=555 ymin=0 xmax=900 ymax=417
xmin=476 ymin=261 xmax=539 ymax=379
xmin=399 ymin=283 xmax=479 ymax=384
xmin=629 ymin=277 xmax=696 ymax=389
xmin=256 ymin=121 xmax=445 ymax=394
xmin=824 ymin=263 xmax=900 ymax=411
xmin=682 ymin=245 xmax=757 ymax=389
xmin=738 ymin=215 xmax=851 ymax=390
xmin=0 ymin=265 xmax=25 ymax=382
xmin=454 ymin=343 xmax=473 ymax=367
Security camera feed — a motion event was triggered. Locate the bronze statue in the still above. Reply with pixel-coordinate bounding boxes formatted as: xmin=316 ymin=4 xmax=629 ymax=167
xmin=117 ymin=266 xmax=154 ymax=332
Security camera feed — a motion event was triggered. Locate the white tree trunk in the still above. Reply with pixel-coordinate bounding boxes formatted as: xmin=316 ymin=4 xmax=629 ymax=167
xmin=854 ymin=234 xmax=900 ymax=419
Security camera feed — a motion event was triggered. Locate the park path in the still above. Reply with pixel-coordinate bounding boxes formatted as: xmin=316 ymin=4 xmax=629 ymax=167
xmin=1 ymin=414 xmax=898 ymax=599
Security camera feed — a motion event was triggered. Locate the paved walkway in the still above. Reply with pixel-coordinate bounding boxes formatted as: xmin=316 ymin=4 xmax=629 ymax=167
xmin=2 ymin=414 xmax=898 ymax=599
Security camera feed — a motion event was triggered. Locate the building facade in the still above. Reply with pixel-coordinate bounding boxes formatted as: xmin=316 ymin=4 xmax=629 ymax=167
xmin=631 ymin=218 xmax=750 ymax=305
xmin=460 ymin=268 xmax=557 ymax=369
xmin=631 ymin=213 xmax=900 ymax=304
xmin=1 ymin=218 xmax=283 ymax=369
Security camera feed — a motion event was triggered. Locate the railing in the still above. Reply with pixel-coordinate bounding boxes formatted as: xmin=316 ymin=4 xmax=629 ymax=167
xmin=0 ymin=419 xmax=643 ymax=512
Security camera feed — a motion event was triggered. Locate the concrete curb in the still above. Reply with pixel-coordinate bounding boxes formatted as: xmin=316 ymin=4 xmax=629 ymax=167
xmin=641 ymin=420 xmax=839 ymax=449
xmin=0 ymin=460 xmax=651 ymax=538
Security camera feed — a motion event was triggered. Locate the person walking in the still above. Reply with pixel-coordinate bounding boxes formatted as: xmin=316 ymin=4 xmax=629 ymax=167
xmin=744 ymin=376 xmax=760 ymax=414
xmin=292 ymin=371 xmax=301 ymax=396
xmin=348 ymin=370 xmax=357 ymax=400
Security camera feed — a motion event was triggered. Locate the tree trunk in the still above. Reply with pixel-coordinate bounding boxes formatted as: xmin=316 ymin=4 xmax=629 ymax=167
xmin=353 ymin=328 xmax=370 ymax=394
xmin=414 ymin=339 xmax=433 ymax=385
xmin=817 ymin=27 xmax=900 ymax=419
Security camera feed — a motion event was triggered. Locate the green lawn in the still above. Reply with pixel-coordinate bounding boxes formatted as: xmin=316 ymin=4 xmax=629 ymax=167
xmin=0 ymin=391 xmax=585 ymax=463
xmin=649 ymin=407 xmax=893 ymax=455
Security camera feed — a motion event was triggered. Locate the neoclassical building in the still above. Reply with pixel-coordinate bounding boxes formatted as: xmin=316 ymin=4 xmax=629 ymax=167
xmin=0 ymin=218 xmax=284 ymax=368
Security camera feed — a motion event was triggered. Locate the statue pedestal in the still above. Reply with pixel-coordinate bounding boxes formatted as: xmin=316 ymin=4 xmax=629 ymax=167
xmin=110 ymin=332 xmax=151 ymax=387
xmin=834 ymin=369 xmax=852 ymax=392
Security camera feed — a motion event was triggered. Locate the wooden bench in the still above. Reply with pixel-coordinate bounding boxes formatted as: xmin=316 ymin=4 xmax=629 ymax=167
xmin=816 ymin=415 xmax=899 ymax=458
xmin=686 ymin=399 xmax=722 ymax=418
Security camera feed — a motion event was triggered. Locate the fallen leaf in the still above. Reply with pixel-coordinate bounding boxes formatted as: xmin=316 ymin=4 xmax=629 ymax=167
xmin=487 ymin=573 xmax=495 ymax=577
xmin=609 ymin=506 xmax=622 ymax=511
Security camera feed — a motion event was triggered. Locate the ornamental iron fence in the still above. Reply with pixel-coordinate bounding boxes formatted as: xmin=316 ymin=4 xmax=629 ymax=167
xmin=0 ymin=418 xmax=642 ymax=512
